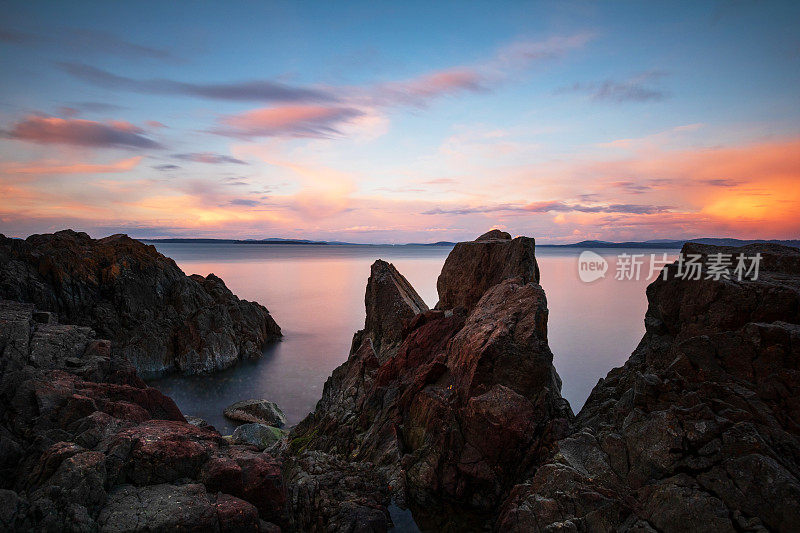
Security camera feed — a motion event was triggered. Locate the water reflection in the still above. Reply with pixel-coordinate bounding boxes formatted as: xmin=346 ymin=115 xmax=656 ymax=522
xmin=149 ymin=243 xmax=677 ymax=433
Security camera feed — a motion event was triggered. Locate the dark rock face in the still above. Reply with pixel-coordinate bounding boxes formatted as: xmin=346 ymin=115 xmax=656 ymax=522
xmin=287 ymin=234 xmax=570 ymax=531
xmin=496 ymin=243 xmax=800 ymax=532
xmin=224 ymin=399 xmax=288 ymax=428
xmin=0 ymin=301 xmax=286 ymax=531
xmin=0 ymin=230 xmax=281 ymax=376
xmin=435 ymin=234 xmax=539 ymax=312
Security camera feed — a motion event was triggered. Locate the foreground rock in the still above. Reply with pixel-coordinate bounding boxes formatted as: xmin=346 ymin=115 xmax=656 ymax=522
xmin=225 ymin=399 xmax=288 ymax=428
xmin=0 ymin=300 xmax=285 ymax=531
xmin=287 ymin=234 xmax=571 ymax=530
xmin=0 ymin=230 xmax=281 ymax=376
xmin=497 ymin=242 xmax=800 ymax=531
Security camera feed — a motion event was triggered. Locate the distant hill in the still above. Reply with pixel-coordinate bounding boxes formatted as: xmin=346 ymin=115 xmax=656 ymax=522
xmin=141 ymin=237 xmax=799 ymax=249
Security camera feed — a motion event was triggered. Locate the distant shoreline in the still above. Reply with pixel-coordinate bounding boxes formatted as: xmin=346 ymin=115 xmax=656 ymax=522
xmin=142 ymin=237 xmax=800 ymax=249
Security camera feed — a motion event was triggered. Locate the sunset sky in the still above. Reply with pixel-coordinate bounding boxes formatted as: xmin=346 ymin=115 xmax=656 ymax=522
xmin=1 ymin=1 xmax=798 ymax=243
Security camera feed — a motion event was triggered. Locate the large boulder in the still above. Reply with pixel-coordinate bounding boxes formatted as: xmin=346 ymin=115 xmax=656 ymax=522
xmin=435 ymin=232 xmax=539 ymax=312
xmin=287 ymin=234 xmax=570 ymax=530
xmin=0 ymin=230 xmax=281 ymax=376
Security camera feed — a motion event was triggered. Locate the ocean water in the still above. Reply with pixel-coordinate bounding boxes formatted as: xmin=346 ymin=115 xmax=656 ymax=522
xmin=148 ymin=243 xmax=679 ymax=434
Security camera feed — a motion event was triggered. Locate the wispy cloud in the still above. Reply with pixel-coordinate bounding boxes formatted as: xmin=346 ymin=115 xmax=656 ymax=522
xmin=172 ymin=152 xmax=248 ymax=165
xmin=558 ymin=71 xmax=668 ymax=103
xmin=4 ymin=116 xmax=161 ymax=149
xmin=59 ymin=32 xmax=594 ymax=111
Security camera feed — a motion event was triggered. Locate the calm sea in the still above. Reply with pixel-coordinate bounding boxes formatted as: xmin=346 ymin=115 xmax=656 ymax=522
xmin=148 ymin=243 xmax=679 ymax=433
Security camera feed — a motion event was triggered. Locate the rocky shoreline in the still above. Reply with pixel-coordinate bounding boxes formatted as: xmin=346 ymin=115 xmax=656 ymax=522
xmin=1 ymin=230 xmax=799 ymax=531
xmin=0 ymin=230 xmax=281 ymax=376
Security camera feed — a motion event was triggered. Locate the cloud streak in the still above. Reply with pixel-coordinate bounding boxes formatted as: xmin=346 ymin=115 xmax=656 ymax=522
xmin=558 ymin=71 xmax=668 ymax=103
xmin=172 ymin=153 xmax=247 ymax=165
xmin=213 ymin=105 xmax=365 ymax=139
xmin=4 ymin=116 xmax=161 ymax=149
xmin=423 ymin=201 xmax=673 ymax=215
xmin=1 ymin=26 xmax=174 ymax=60
xmin=2 ymin=156 xmax=143 ymax=175
xmin=59 ymin=62 xmax=336 ymax=103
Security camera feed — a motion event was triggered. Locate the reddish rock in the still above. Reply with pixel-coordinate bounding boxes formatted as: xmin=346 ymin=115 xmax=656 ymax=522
xmin=288 ymin=233 xmax=570 ymax=529
xmin=0 ymin=306 xmax=287 ymax=530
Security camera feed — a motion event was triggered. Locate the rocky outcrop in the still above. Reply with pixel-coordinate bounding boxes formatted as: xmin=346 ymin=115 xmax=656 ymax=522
xmin=0 ymin=300 xmax=286 ymax=531
xmin=0 ymin=230 xmax=281 ymax=376
xmin=435 ymin=232 xmax=539 ymax=312
xmin=496 ymin=243 xmax=800 ymax=532
xmin=287 ymin=233 xmax=570 ymax=531
xmin=224 ymin=399 xmax=288 ymax=428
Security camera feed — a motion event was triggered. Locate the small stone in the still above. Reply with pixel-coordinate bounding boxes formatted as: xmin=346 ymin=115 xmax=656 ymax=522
xmin=231 ymin=423 xmax=285 ymax=450
xmin=224 ymin=399 xmax=288 ymax=428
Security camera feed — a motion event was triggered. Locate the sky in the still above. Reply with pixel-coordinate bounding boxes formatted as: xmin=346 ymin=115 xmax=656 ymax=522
xmin=0 ymin=0 xmax=798 ymax=244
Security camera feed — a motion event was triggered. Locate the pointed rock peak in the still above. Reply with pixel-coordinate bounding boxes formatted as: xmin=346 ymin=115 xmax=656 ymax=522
xmin=364 ymin=259 xmax=429 ymax=356
xmin=436 ymin=233 xmax=539 ymax=313
xmin=475 ymin=229 xmax=511 ymax=241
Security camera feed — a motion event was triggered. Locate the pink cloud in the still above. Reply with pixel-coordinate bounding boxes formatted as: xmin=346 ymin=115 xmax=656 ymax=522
xmin=214 ymin=105 xmax=364 ymax=138
xmin=5 ymin=115 xmax=161 ymax=148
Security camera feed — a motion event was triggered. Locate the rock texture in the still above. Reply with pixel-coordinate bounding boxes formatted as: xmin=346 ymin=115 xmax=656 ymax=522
xmin=0 ymin=300 xmax=286 ymax=531
xmin=496 ymin=242 xmax=800 ymax=532
xmin=287 ymin=233 xmax=571 ymax=531
xmin=0 ymin=230 xmax=281 ymax=376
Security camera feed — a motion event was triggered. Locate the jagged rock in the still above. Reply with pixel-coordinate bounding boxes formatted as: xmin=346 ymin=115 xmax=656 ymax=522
xmin=496 ymin=243 xmax=800 ymax=532
xmin=224 ymin=399 xmax=288 ymax=428
xmin=288 ymin=234 xmax=570 ymax=530
xmin=232 ymin=423 xmax=285 ymax=450
xmin=364 ymin=260 xmax=429 ymax=359
xmin=435 ymin=233 xmax=539 ymax=312
xmin=0 ymin=230 xmax=281 ymax=376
